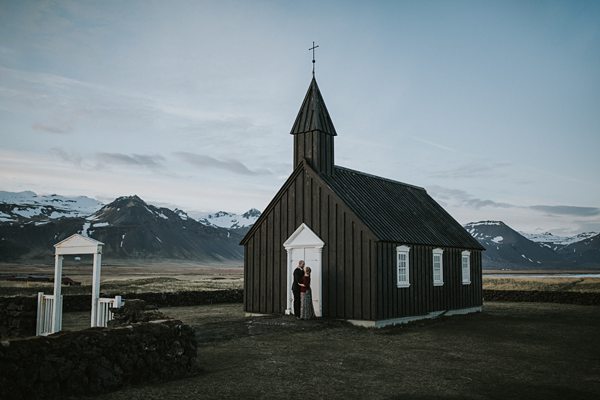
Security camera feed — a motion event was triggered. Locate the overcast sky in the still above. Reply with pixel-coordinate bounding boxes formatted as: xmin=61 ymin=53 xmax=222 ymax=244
xmin=1 ymin=0 xmax=599 ymax=235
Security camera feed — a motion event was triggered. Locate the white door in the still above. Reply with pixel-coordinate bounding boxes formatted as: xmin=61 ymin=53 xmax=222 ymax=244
xmin=304 ymin=247 xmax=322 ymax=317
xmin=287 ymin=246 xmax=322 ymax=317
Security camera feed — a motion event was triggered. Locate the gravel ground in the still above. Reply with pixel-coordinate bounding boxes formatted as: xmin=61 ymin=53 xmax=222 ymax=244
xmin=65 ymin=301 xmax=600 ymax=400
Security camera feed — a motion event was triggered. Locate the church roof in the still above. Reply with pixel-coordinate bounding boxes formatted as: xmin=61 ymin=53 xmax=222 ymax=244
xmin=290 ymin=77 xmax=337 ymax=136
xmin=321 ymin=166 xmax=485 ymax=250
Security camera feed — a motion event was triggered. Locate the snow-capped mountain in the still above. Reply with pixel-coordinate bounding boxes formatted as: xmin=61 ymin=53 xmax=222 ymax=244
xmin=0 ymin=190 xmax=260 ymax=230
xmin=557 ymin=233 xmax=600 ymax=267
xmin=192 ymin=208 xmax=261 ymax=229
xmin=0 ymin=191 xmax=103 ymax=223
xmin=0 ymin=190 xmax=263 ymax=261
xmin=465 ymin=221 xmax=600 ymax=269
xmin=520 ymin=231 xmax=598 ymax=249
xmin=464 ymin=221 xmax=560 ymax=268
xmin=79 ymin=195 xmax=244 ymax=260
xmin=0 ymin=195 xmax=245 ymax=261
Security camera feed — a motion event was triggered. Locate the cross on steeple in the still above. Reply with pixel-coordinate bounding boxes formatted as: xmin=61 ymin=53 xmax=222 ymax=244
xmin=309 ymin=41 xmax=319 ymax=76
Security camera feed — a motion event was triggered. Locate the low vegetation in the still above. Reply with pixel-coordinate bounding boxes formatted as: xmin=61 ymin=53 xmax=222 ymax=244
xmin=0 ymin=276 xmax=243 ymax=297
xmin=0 ymin=262 xmax=243 ymax=297
xmin=483 ymin=277 xmax=600 ymax=293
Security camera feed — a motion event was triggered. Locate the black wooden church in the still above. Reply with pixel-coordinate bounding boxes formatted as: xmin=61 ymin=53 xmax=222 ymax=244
xmin=241 ymin=75 xmax=484 ymax=327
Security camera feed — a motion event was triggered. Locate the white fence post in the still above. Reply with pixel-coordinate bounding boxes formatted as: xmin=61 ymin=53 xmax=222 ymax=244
xmin=51 ymin=255 xmax=63 ymax=333
xmin=91 ymin=252 xmax=102 ymax=327
xmin=56 ymin=294 xmax=63 ymax=333
xmin=114 ymin=295 xmax=122 ymax=309
xmin=36 ymin=292 xmax=44 ymax=336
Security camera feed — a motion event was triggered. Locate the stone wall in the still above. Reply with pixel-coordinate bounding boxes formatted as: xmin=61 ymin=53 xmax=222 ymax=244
xmin=66 ymin=288 xmax=243 ymax=311
xmin=130 ymin=288 xmax=243 ymax=307
xmin=52 ymin=288 xmax=243 ymax=312
xmin=0 ymin=319 xmax=197 ymax=400
xmin=0 ymin=289 xmax=243 ymax=338
xmin=0 ymin=296 xmax=37 ymax=338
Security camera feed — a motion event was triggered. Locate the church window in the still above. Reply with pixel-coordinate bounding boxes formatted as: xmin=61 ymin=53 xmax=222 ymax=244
xmin=433 ymin=248 xmax=444 ymax=286
xmin=396 ymin=245 xmax=410 ymax=288
xmin=462 ymin=250 xmax=471 ymax=284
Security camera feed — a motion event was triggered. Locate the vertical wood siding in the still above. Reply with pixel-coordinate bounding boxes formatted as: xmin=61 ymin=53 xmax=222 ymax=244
xmin=243 ymin=165 xmax=377 ymax=320
xmin=376 ymin=243 xmax=483 ymax=320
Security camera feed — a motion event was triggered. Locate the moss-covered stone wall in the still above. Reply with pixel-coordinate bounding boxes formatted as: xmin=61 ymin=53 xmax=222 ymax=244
xmin=0 ymin=319 xmax=197 ymax=400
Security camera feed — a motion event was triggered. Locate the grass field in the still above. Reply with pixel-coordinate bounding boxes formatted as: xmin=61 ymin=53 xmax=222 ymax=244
xmin=64 ymin=301 xmax=600 ymax=400
xmin=483 ymin=277 xmax=600 ymax=293
xmin=0 ymin=261 xmax=243 ymax=296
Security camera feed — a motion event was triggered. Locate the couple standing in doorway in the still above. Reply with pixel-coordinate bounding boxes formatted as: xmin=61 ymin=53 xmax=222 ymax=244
xmin=292 ymin=260 xmax=315 ymax=319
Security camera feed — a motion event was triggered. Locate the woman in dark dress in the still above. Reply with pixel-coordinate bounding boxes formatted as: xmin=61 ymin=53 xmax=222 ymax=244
xmin=300 ymin=266 xmax=315 ymax=320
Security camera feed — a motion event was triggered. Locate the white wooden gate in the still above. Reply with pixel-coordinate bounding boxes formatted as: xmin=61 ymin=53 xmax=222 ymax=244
xmin=36 ymin=292 xmax=62 ymax=336
xmin=96 ymin=296 xmax=123 ymax=327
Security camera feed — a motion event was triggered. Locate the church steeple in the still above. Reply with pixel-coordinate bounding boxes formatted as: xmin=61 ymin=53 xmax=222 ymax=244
xmin=290 ymin=77 xmax=336 ymax=175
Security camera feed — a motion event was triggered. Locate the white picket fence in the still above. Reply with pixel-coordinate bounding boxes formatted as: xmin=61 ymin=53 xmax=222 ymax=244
xmin=96 ymin=296 xmax=123 ymax=327
xmin=36 ymin=292 xmax=62 ymax=336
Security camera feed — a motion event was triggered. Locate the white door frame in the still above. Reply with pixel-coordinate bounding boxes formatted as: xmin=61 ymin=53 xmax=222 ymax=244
xmin=283 ymin=223 xmax=324 ymax=317
xmin=51 ymin=234 xmax=104 ymax=332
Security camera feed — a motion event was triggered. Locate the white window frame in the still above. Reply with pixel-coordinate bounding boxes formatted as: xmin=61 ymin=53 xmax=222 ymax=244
xmin=432 ymin=248 xmax=444 ymax=286
xmin=396 ymin=245 xmax=410 ymax=288
xmin=461 ymin=250 xmax=471 ymax=285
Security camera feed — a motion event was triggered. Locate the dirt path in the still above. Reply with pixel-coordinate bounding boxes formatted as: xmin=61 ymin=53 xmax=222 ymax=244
xmin=75 ymin=302 xmax=600 ymax=400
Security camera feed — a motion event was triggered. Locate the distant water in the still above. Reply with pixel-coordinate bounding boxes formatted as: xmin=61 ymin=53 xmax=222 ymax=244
xmin=484 ymin=274 xmax=600 ymax=278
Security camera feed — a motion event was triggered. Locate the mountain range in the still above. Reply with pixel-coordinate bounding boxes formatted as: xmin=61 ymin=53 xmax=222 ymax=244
xmin=0 ymin=191 xmax=259 ymax=262
xmin=191 ymin=209 xmax=261 ymax=230
xmin=1 ymin=191 xmax=598 ymax=268
xmin=464 ymin=221 xmax=599 ymax=269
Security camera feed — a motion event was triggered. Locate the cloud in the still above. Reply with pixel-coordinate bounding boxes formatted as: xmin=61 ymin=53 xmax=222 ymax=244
xmin=428 ymin=184 xmax=600 ymax=234
xmin=529 ymin=205 xmax=600 ymax=217
xmin=175 ymin=151 xmax=271 ymax=176
xmin=430 ymin=186 xmax=600 ymax=216
xmin=51 ymin=149 xmax=168 ymax=172
xmin=50 ymin=148 xmax=82 ymax=166
xmin=409 ymin=136 xmax=456 ymax=152
xmin=463 ymin=198 xmax=514 ymax=209
xmin=0 ymin=65 xmax=269 ymax=147
xmin=428 ymin=185 xmax=515 ymax=209
xmin=429 ymin=162 xmax=511 ymax=179
xmin=96 ymin=153 xmax=165 ymax=169
xmin=32 ymin=122 xmax=72 ymax=134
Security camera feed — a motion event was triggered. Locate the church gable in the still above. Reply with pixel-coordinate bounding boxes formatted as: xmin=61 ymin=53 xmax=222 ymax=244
xmin=242 ymin=160 xmax=378 ymax=319
xmin=241 ymin=160 xmax=376 ymax=246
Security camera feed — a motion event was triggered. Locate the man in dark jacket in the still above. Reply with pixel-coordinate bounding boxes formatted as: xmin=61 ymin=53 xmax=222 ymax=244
xmin=292 ymin=260 xmax=305 ymax=317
